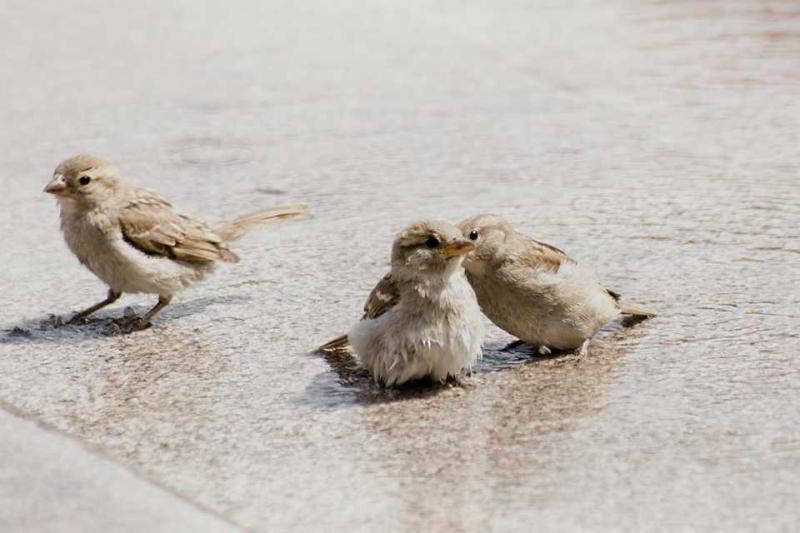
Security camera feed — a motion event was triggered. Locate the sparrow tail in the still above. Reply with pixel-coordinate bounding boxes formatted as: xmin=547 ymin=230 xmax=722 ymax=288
xmin=318 ymin=334 xmax=350 ymax=353
xmin=214 ymin=204 xmax=311 ymax=242
xmin=619 ymin=303 xmax=656 ymax=327
xmin=618 ymin=304 xmax=656 ymax=318
xmin=607 ymin=288 xmax=656 ymax=324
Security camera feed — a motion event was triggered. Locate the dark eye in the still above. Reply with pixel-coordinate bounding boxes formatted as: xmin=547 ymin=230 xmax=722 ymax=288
xmin=425 ymin=236 xmax=440 ymax=249
xmin=79 ymin=176 xmax=91 ymax=185
xmin=468 ymin=230 xmax=479 ymax=241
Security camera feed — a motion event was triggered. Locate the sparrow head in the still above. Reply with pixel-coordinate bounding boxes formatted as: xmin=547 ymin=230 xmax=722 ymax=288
xmin=391 ymin=220 xmax=474 ymax=277
xmin=457 ymin=214 xmax=515 ymax=274
xmin=44 ymin=155 xmax=121 ymax=204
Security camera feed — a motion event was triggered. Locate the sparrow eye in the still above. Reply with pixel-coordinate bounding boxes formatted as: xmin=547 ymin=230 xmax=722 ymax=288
xmin=425 ymin=236 xmax=440 ymax=249
xmin=468 ymin=230 xmax=479 ymax=241
xmin=79 ymin=176 xmax=91 ymax=185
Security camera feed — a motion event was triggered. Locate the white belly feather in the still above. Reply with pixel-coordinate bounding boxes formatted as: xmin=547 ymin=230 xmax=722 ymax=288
xmin=60 ymin=202 xmax=212 ymax=296
xmin=349 ymin=275 xmax=484 ymax=385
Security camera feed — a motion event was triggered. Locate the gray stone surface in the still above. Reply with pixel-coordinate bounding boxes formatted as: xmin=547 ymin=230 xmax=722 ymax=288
xmin=0 ymin=405 xmax=237 ymax=532
xmin=1 ymin=0 xmax=799 ymax=531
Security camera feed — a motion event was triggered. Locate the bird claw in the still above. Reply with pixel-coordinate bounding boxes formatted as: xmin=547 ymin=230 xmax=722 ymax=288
xmin=502 ymin=341 xmax=553 ymax=356
xmin=45 ymin=314 xmax=65 ymax=328
xmin=66 ymin=314 xmax=89 ymax=325
xmin=538 ymin=345 xmax=552 ymax=356
xmin=449 ymin=375 xmax=470 ymax=388
xmin=110 ymin=316 xmax=152 ymax=333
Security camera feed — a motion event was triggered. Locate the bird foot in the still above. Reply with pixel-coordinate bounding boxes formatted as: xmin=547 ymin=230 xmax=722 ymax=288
xmin=538 ymin=345 xmax=552 ymax=356
xmin=65 ymin=314 xmax=109 ymax=327
xmin=502 ymin=341 xmax=554 ymax=356
xmin=66 ymin=314 xmax=90 ymax=325
xmin=110 ymin=316 xmax=152 ymax=333
xmin=576 ymin=340 xmax=590 ymax=357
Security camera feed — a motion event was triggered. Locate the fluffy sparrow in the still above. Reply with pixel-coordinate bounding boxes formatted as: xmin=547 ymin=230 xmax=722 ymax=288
xmin=44 ymin=154 xmax=310 ymax=327
xmin=320 ymin=220 xmax=485 ymax=386
xmin=457 ymin=214 xmax=654 ymax=355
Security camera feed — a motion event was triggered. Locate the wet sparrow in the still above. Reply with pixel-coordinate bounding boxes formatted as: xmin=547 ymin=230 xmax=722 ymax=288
xmin=44 ymin=154 xmax=309 ymax=327
xmin=457 ymin=214 xmax=654 ymax=355
xmin=320 ymin=221 xmax=484 ymax=386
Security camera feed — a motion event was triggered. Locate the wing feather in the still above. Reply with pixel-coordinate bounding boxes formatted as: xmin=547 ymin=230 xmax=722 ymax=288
xmin=117 ymin=190 xmax=238 ymax=263
xmin=362 ymin=273 xmax=400 ymax=320
xmin=513 ymin=236 xmax=573 ymax=273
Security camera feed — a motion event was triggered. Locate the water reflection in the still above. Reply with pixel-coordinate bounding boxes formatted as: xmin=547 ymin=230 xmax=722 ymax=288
xmin=77 ymin=327 xmax=227 ymax=466
xmin=349 ymin=329 xmax=639 ymax=530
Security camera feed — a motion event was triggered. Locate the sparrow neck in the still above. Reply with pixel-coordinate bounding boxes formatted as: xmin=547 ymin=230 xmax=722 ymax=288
xmin=396 ymin=260 xmax=465 ymax=303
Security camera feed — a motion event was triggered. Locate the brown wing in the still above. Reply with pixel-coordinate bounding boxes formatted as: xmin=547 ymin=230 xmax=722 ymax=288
xmin=117 ymin=190 xmax=238 ymax=263
xmin=362 ymin=273 xmax=400 ymax=319
xmin=514 ymin=235 xmax=574 ymax=273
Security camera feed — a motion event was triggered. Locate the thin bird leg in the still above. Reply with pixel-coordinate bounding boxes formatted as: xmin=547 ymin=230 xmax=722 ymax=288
xmin=139 ymin=295 xmax=172 ymax=325
xmin=537 ymin=345 xmax=552 ymax=356
xmin=69 ymin=289 xmax=122 ymax=322
xmin=576 ymin=339 xmax=590 ymax=357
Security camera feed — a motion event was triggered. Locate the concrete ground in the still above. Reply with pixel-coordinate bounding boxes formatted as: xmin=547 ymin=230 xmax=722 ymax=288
xmin=1 ymin=0 xmax=799 ymax=531
xmin=0 ymin=404 xmax=236 ymax=532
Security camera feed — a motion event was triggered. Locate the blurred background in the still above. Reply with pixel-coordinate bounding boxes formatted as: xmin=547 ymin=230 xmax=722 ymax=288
xmin=1 ymin=1 xmax=799 ymax=531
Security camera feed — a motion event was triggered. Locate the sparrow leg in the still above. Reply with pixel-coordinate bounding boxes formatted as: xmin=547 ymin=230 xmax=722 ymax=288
xmin=138 ymin=295 xmax=172 ymax=326
xmin=68 ymin=289 xmax=122 ymax=323
xmin=448 ymin=374 xmax=469 ymax=388
xmin=538 ymin=345 xmax=552 ymax=356
xmin=576 ymin=340 xmax=590 ymax=357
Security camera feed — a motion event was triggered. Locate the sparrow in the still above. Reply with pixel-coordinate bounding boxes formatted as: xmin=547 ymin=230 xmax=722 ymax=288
xmin=320 ymin=220 xmax=485 ymax=386
xmin=44 ymin=154 xmax=310 ymax=327
xmin=457 ymin=214 xmax=654 ymax=355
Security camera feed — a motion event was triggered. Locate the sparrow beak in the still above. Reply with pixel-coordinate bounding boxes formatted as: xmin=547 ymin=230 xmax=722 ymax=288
xmin=443 ymin=240 xmax=475 ymax=258
xmin=44 ymin=174 xmax=67 ymax=195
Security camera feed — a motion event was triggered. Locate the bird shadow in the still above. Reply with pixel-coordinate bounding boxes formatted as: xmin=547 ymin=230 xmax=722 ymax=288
xmin=477 ymin=342 xmax=576 ymax=372
xmin=302 ymin=318 xmax=653 ymax=409
xmin=300 ymin=341 xmax=575 ymax=408
xmin=301 ymin=347 xmax=462 ymax=407
xmin=0 ymin=294 xmax=252 ymax=344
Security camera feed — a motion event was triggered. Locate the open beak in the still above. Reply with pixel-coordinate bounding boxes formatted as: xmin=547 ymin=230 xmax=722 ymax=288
xmin=43 ymin=174 xmax=67 ymax=195
xmin=443 ymin=240 xmax=475 ymax=258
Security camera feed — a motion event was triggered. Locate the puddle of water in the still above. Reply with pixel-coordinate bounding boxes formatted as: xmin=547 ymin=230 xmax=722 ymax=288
xmin=1 ymin=0 xmax=799 ymax=531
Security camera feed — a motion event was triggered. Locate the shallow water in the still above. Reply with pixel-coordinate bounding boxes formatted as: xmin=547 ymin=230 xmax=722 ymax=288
xmin=1 ymin=0 xmax=799 ymax=531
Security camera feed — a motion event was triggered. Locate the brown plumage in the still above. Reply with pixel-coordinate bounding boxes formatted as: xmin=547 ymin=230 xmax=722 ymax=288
xmin=44 ymin=154 xmax=310 ymax=327
xmin=118 ymin=192 xmax=240 ymax=263
xmin=458 ymin=213 xmax=655 ymax=354
xmin=319 ymin=220 xmax=484 ymax=385
xmin=514 ymin=236 xmax=574 ymax=273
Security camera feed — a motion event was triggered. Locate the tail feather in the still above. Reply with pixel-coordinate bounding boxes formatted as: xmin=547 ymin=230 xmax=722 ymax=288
xmin=619 ymin=303 xmax=656 ymax=327
xmin=607 ymin=288 xmax=656 ymax=319
xmin=618 ymin=303 xmax=656 ymax=318
xmin=215 ymin=204 xmax=311 ymax=242
xmin=318 ymin=334 xmax=350 ymax=353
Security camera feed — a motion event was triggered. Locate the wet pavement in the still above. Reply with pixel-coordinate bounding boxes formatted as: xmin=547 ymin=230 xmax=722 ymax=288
xmin=1 ymin=0 xmax=799 ymax=531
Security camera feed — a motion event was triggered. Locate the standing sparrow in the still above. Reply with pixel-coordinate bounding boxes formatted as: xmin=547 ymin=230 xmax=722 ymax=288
xmin=320 ymin=221 xmax=485 ymax=386
xmin=457 ymin=214 xmax=654 ymax=355
xmin=44 ymin=154 xmax=309 ymax=327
